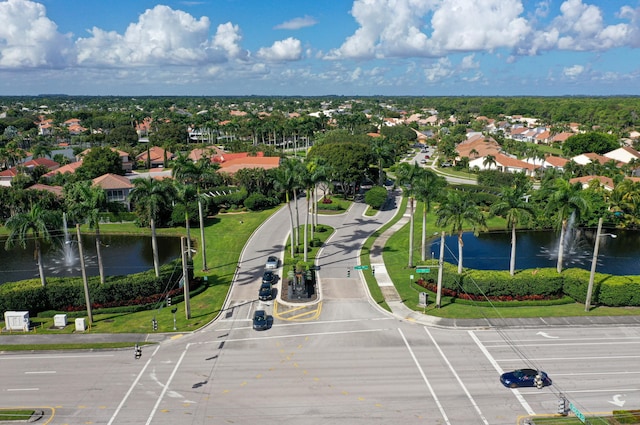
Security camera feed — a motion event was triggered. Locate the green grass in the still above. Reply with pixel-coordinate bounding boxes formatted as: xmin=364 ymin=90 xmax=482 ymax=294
xmin=0 ymin=410 xmax=36 ymax=421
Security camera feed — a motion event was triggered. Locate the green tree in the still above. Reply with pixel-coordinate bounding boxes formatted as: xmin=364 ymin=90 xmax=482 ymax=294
xmin=562 ymin=132 xmax=619 ymax=157
xmin=413 ymin=169 xmax=447 ymax=261
xmin=106 ymin=125 xmax=139 ymax=146
xmin=64 ymin=181 xmax=108 ymax=283
xmin=77 ymin=147 xmax=124 ymax=179
xmin=4 ymin=204 xmax=61 ymax=287
xmin=274 ymin=158 xmax=302 ymax=258
xmin=129 ymin=178 xmax=177 ymax=277
xmin=396 ymin=162 xmax=423 ymax=268
xmin=435 ymin=189 xmax=487 ymax=274
xmin=489 ymin=185 xmax=535 ymax=276
xmin=364 ymin=185 xmax=388 ymax=209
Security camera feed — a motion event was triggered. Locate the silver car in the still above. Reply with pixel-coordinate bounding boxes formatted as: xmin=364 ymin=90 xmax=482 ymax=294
xmin=265 ymin=255 xmax=279 ymax=269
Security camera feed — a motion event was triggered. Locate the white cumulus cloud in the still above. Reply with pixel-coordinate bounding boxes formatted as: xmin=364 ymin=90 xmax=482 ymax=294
xmin=563 ymin=64 xmax=585 ymax=78
xmin=256 ymin=37 xmax=302 ymax=62
xmin=0 ymin=0 xmax=73 ymax=68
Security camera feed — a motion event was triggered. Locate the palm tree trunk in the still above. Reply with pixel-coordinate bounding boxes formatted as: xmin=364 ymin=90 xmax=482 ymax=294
xmin=421 ymin=205 xmax=427 ymax=262
xmin=556 ymin=220 xmax=566 ymax=273
xmin=287 ymin=193 xmax=295 ymax=258
xmin=408 ymin=197 xmax=414 ymax=268
xmin=198 ymin=198 xmax=207 ymax=271
xmin=510 ymin=224 xmax=517 ymax=276
xmin=36 ymin=241 xmax=46 ymax=287
xmin=185 ymin=212 xmax=192 ymax=261
xmin=294 ymin=190 xmax=300 ymax=248
xmin=304 ymin=191 xmax=310 ymax=262
xmin=151 ymin=218 xmax=160 ymax=278
xmin=95 ymin=226 xmax=105 ymax=284
xmin=457 ymin=232 xmax=464 ymax=274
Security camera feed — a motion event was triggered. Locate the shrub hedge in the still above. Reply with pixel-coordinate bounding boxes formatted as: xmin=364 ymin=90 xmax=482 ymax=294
xmin=0 ymin=259 xmax=189 ymax=316
xmin=415 ymin=262 xmax=640 ymax=306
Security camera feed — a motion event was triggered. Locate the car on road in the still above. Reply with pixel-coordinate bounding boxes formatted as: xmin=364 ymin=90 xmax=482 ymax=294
xmin=500 ymin=368 xmax=552 ymax=388
xmin=259 ymin=282 xmax=273 ymax=301
xmin=252 ymin=310 xmax=268 ymax=330
xmin=265 ymin=256 xmax=279 ymax=269
xmin=262 ymin=270 xmax=277 ymax=285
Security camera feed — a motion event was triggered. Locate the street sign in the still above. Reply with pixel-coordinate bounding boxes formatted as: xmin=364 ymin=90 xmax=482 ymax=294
xmin=416 ymin=268 xmax=431 ymax=273
xmin=354 ymin=265 xmax=369 ymax=270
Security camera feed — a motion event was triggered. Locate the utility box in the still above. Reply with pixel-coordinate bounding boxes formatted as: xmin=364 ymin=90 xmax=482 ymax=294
xmin=3 ymin=311 xmax=30 ymax=332
xmin=75 ymin=318 xmax=86 ymax=332
xmin=53 ymin=314 xmax=67 ymax=328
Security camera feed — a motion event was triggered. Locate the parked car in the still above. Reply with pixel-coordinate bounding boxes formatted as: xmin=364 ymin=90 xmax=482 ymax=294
xmin=500 ymin=369 xmax=552 ymax=388
xmin=265 ymin=256 xmax=279 ymax=269
xmin=259 ymin=282 xmax=273 ymax=301
xmin=252 ymin=310 xmax=268 ymax=330
xmin=262 ymin=270 xmax=277 ymax=285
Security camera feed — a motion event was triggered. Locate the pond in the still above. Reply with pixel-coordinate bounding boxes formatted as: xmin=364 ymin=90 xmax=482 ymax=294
xmin=0 ymin=234 xmax=182 ymax=285
xmin=430 ymin=229 xmax=640 ymax=276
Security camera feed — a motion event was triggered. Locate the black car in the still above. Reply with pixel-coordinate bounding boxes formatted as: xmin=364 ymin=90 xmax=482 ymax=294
xmin=253 ymin=310 xmax=268 ymax=330
xmin=262 ymin=270 xmax=277 ymax=285
xmin=258 ymin=282 xmax=273 ymax=301
xmin=500 ymin=369 xmax=552 ymax=389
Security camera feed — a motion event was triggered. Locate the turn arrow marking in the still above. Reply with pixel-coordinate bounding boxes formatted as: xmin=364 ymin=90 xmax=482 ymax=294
xmin=536 ymin=331 xmax=559 ymax=339
xmin=608 ymin=394 xmax=626 ymax=407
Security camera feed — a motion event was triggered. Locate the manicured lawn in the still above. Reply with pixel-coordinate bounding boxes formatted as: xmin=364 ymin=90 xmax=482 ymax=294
xmin=0 ymin=410 xmax=35 ymax=421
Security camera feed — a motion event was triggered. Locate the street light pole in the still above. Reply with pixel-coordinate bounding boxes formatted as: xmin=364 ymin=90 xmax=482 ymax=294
xmin=182 ymin=236 xmax=191 ymax=319
xmin=585 ymin=217 xmax=616 ymax=312
xmin=436 ymin=231 xmax=445 ymax=308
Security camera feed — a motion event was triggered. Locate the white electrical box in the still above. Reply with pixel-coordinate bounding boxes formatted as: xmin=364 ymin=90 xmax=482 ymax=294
xmin=75 ymin=318 xmax=86 ymax=332
xmin=54 ymin=314 xmax=68 ymax=327
xmin=3 ymin=311 xmax=30 ymax=332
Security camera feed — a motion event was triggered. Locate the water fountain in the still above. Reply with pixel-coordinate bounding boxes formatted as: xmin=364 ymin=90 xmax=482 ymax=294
xmin=47 ymin=212 xmax=82 ymax=275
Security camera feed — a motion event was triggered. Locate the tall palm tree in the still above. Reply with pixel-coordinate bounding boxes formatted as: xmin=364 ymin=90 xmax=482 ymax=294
xmin=435 ymin=189 xmax=487 ymax=274
xmin=173 ymin=182 xmax=198 ymax=259
xmin=489 ymin=185 xmax=536 ymax=276
xmin=129 ymin=178 xmax=176 ymax=277
xmin=545 ymin=178 xmax=590 ymax=273
xmin=396 ymin=162 xmax=423 ymax=268
xmin=274 ymin=158 xmax=300 ymax=258
xmin=65 ymin=181 xmax=108 ymax=283
xmin=172 ymin=154 xmax=220 ymax=271
xmin=413 ymin=169 xmax=446 ymax=261
xmin=4 ymin=204 xmax=61 ymax=287
xmin=370 ymin=137 xmax=393 ymax=186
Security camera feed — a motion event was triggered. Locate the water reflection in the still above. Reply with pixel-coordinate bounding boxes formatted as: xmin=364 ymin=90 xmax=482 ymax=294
xmin=0 ymin=234 xmax=181 ymax=284
xmin=430 ymin=229 xmax=640 ymax=276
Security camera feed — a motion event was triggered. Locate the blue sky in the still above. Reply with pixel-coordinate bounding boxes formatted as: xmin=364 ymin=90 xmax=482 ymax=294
xmin=0 ymin=0 xmax=639 ymax=96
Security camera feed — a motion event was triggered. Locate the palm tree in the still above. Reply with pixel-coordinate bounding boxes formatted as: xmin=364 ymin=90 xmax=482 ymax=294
xmin=129 ymin=178 xmax=176 ymax=277
xmin=396 ymin=162 xmax=423 ymax=268
xmin=31 ymin=144 xmax=53 ymax=159
xmin=65 ymin=181 xmax=108 ymax=283
xmin=173 ymin=182 xmax=198 ymax=259
xmin=274 ymin=158 xmax=300 ymax=258
xmin=4 ymin=204 xmax=61 ymax=287
xmin=413 ymin=169 xmax=446 ymax=261
xmin=545 ymin=178 xmax=590 ymax=273
xmin=469 ymin=148 xmax=479 ymax=159
xmin=370 ymin=137 xmax=393 ymax=186
xmin=172 ymin=154 xmax=220 ymax=271
xmin=489 ymin=185 xmax=536 ymax=276
xmin=483 ymin=154 xmax=497 ymax=170
xmin=436 ymin=189 xmax=487 ymax=274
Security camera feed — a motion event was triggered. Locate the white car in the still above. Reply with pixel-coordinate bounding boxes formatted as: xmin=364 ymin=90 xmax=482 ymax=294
xmin=265 ymin=256 xmax=279 ymax=269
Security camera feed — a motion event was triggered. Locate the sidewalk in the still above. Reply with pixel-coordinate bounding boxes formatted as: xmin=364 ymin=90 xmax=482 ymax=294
xmin=368 ymin=190 xmax=640 ymax=329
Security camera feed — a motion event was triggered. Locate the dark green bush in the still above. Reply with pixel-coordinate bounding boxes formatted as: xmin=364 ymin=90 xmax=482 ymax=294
xmin=364 ymin=185 xmax=388 ymax=209
xmin=244 ymin=193 xmax=279 ymax=211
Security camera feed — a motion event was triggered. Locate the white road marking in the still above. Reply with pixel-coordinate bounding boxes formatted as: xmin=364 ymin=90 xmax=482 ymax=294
xmin=204 ymin=327 xmax=391 ymax=344
xmin=469 ymin=330 xmax=535 ymax=416
xmin=398 ymin=328 xmax=451 ymax=425
xmin=25 ymin=371 xmax=56 ymax=374
xmin=145 ymin=344 xmax=189 ymax=425
xmin=424 ymin=327 xmax=489 ymax=424
xmin=6 ymin=388 xmax=39 ymax=391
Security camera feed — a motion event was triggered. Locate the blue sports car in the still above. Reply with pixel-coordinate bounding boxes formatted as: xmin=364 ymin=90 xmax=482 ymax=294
xmin=500 ymin=369 xmax=552 ymax=388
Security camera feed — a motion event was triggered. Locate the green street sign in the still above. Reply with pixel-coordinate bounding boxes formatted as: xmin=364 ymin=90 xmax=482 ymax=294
xmin=354 ymin=265 xmax=369 ymax=270
xmin=416 ymin=268 xmax=431 ymax=273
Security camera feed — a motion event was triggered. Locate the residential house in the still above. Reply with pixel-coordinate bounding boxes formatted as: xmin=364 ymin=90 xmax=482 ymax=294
xmin=0 ymin=158 xmax=59 ymax=186
xmin=469 ymin=153 xmax=539 ymax=176
xmin=604 ymin=146 xmax=640 ymax=164
xmin=92 ymin=173 xmax=134 ymax=211
xmin=42 ymin=161 xmax=83 ymax=179
xmin=217 ymin=156 xmax=281 ymax=175
xmin=551 ymin=132 xmax=574 ymax=144
xmin=455 ymin=134 xmax=501 ymax=160
xmin=135 ymin=146 xmax=173 ymax=168
xmin=569 ymin=176 xmax=615 ymax=191
xmin=26 ymin=183 xmax=64 ymax=198
xmin=572 ymin=152 xmax=615 ymax=166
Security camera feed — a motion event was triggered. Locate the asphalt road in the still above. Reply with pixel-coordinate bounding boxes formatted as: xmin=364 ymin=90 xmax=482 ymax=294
xmin=1 ymin=193 xmax=639 ymax=424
